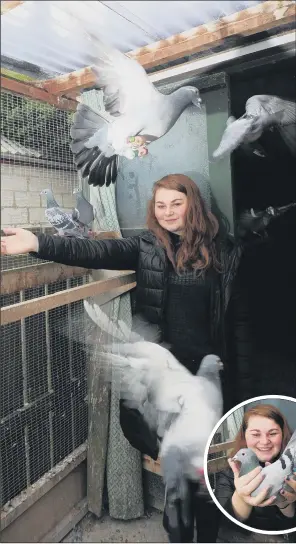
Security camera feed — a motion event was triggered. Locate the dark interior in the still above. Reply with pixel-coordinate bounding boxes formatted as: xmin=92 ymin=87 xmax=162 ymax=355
xmin=229 ymin=56 xmax=296 ymax=397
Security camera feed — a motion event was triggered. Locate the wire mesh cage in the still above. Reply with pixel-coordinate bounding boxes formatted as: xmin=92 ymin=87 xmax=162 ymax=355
xmin=1 ymin=90 xmax=79 ymax=271
xmin=0 ymin=89 xmax=94 ymax=511
xmin=0 ymin=275 xmax=91 ymax=508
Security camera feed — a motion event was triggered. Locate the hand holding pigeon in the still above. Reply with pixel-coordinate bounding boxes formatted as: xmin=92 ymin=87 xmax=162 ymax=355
xmin=231 ymin=430 xmax=296 ymax=506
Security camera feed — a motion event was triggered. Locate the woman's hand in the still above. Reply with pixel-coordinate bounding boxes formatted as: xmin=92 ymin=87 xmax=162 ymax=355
xmin=229 ymin=458 xmax=276 ymax=514
xmin=1 ymin=228 xmax=39 ymax=255
xmin=277 ymin=473 xmax=296 ymax=516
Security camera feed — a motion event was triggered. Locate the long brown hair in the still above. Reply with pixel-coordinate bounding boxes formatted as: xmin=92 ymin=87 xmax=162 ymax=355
xmin=147 ymin=174 xmax=220 ymax=273
xmin=229 ymin=404 xmax=292 ymax=458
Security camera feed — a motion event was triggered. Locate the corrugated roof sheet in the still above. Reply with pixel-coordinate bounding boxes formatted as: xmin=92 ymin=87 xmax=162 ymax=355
xmin=1 ymin=1 xmax=264 ymax=78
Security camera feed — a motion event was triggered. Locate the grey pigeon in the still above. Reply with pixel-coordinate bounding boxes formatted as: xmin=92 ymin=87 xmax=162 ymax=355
xmin=232 ymin=430 xmax=296 ymax=504
xmin=72 ymin=189 xmax=95 ymax=226
xmin=237 ymin=202 xmax=296 ymax=239
xmin=40 ymin=188 xmax=92 ymax=238
xmin=213 ymin=95 xmax=296 ymax=160
xmin=70 ymin=34 xmax=202 ymax=187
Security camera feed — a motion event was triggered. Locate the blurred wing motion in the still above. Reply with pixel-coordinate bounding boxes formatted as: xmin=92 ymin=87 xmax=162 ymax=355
xmin=237 ymin=202 xmax=296 ymax=239
xmin=213 ymin=95 xmax=296 ymax=160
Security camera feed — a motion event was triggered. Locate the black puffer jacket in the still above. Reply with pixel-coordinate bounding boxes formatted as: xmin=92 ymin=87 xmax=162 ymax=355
xmin=33 ymin=230 xmax=253 ymax=456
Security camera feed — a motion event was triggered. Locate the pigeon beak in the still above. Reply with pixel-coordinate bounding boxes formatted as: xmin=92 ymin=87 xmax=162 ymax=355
xmin=40 ymin=190 xmax=46 ymax=195
xmin=192 ymin=96 xmax=202 ymax=109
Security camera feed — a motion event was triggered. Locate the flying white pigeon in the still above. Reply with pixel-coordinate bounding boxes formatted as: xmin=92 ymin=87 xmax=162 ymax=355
xmin=70 ymin=34 xmax=202 ymax=187
xmin=92 ymin=312 xmax=224 ymax=519
xmin=232 ymin=429 xmax=296 ymax=505
xmin=40 ymin=188 xmax=93 ymax=238
xmin=213 ymin=95 xmax=296 ymax=160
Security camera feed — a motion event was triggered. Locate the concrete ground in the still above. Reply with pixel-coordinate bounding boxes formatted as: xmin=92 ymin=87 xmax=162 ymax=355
xmin=63 ymin=507 xmax=168 ymax=543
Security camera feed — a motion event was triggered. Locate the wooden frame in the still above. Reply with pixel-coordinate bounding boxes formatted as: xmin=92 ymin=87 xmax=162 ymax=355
xmin=143 ymin=440 xmax=236 ymax=476
xmin=0 ymin=76 xmax=77 ymax=111
xmin=39 ymin=1 xmax=296 ymax=97
xmin=1 ymin=271 xmax=136 ymax=325
xmin=1 ymin=443 xmax=87 ymax=531
xmin=1 ymin=1 xmax=24 ymax=15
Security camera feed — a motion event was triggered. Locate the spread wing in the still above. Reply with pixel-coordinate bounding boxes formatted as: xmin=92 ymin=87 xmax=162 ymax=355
xmin=246 ymin=95 xmax=296 ymax=126
xmin=87 ymin=32 xmax=160 ymax=118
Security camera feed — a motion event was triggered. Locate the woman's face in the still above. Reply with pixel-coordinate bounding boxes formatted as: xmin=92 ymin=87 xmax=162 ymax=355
xmin=245 ymin=415 xmax=283 ymax=463
xmin=154 ymin=188 xmax=188 ymax=234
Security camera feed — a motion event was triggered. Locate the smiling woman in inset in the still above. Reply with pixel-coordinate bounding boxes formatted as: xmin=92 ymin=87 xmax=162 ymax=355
xmin=215 ymin=404 xmax=296 ymax=537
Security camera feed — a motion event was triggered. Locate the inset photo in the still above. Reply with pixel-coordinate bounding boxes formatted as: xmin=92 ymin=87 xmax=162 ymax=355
xmin=205 ymin=395 xmax=296 ymax=539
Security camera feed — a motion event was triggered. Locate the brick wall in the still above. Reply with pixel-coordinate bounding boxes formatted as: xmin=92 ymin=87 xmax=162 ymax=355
xmin=1 ymin=164 xmax=77 ymax=228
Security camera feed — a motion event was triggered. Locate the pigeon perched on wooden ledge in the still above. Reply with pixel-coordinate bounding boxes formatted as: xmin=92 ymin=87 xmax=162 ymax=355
xmin=40 ymin=188 xmax=94 ymax=239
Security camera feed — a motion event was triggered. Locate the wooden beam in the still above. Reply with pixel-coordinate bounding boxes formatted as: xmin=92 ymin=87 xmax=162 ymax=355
xmin=208 ymin=440 xmax=235 ymax=455
xmin=1 ymin=271 xmax=136 ymax=325
xmin=207 ymin=455 xmax=229 ymax=474
xmin=1 ymin=1 xmax=24 ymax=15
xmin=1 ymin=76 xmax=77 ymax=111
xmin=1 ymin=443 xmax=87 ymax=530
xmin=143 ymin=455 xmax=161 ymax=475
xmin=1 ymin=263 xmax=90 ymax=295
xmin=40 ymin=1 xmax=296 ymax=96
xmin=129 ymin=1 xmax=296 ymax=69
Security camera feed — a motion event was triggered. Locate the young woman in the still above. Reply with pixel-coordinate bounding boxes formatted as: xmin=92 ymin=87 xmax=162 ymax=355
xmin=215 ymin=404 xmax=296 ymax=539
xmin=1 ymin=173 xmax=252 ymax=543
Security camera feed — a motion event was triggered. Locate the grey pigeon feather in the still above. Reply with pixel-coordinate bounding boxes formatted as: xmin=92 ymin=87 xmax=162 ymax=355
xmin=232 ymin=430 xmax=296 ymax=503
xmin=72 ymin=189 xmax=95 ymax=226
xmin=70 ymin=32 xmax=202 ymax=187
xmin=213 ymin=95 xmax=296 ymax=160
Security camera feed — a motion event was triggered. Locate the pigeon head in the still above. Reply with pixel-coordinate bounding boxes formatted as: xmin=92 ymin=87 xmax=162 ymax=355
xmin=197 ymin=354 xmax=223 ymax=379
xmin=184 ymin=86 xmax=202 ymax=108
xmin=231 ymin=448 xmax=260 ymax=476
xmin=40 ymin=188 xmax=59 ymax=208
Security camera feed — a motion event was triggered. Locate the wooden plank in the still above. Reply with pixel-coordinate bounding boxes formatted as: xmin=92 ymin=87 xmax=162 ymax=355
xmin=1 ymin=443 xmax=87 ymax=530
xmin=1 ymin=1 xmax=24 ymax=15
xmin=208 ymin=440 xmax=235 ymax=455
xmin=207 ymin=456 xmax=229 ymax=474
xmin=41 ymin=497 xmax=88 ymax=543
xmin=1 ymin=76 xmax=77 ymax=111
xmin=1 ymin=272 xmax=136 ymax=325
xmin=40 ymin=1 xmax=296 ymax=95
xmin=143 ymin=455 xmax=161 ymax=475
xmin=128 ymin=1 xmax=296 ymax=69
xmin=1 ymin=263 xmax=90 ymax=295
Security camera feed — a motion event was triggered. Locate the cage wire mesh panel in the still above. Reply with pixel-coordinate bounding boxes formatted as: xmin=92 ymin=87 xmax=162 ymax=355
xmin=0 ymin=275 xmax=91 ymax=508
xmin=1 ymin=90 xmax=79 ymax=270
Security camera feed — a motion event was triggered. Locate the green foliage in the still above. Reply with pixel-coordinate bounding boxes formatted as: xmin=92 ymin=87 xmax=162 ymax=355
xmin=1 ymin=91 xmax=74 ymax=164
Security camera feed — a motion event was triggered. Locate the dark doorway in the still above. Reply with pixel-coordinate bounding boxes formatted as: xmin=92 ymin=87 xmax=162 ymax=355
xmin=230 ymin=56 xmax=296 ymax=397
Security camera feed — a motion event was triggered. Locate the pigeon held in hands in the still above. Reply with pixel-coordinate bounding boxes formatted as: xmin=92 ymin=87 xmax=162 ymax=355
xmin=40 ymin=188 xmax=94 ymax=239
xmin=70 ymin=32 xmax=202 ymax=187
xmin=231 ymin=430 xmax=296 ymax=504
xmin=213 ymin=95 xmax=296 ymax=160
